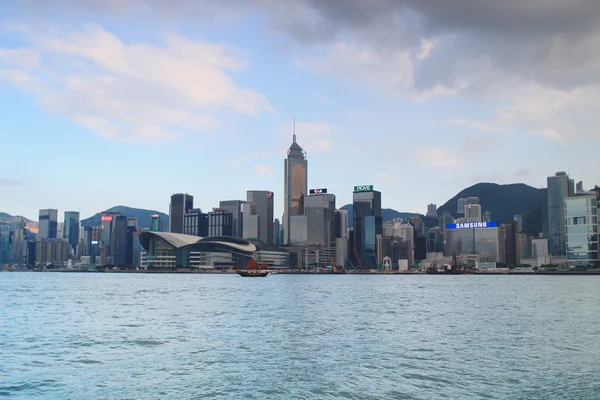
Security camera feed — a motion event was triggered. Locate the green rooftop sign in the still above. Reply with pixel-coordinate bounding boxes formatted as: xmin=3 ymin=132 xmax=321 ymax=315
xmin=354 ymin=185 xmax=374 ymax=192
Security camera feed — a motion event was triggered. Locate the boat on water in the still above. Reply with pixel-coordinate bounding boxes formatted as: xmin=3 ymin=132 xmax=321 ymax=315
xmin=425 ymin=253 xmax=475 ymax=275
xmin=236 ymin=269 xmax=270 ymax=277
xmin=234 ymin=260 xmax=270 ymax=277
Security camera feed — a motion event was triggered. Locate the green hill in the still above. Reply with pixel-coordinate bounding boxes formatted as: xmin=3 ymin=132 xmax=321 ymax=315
xmin=81 ymin=206 xmax=168 ymax=230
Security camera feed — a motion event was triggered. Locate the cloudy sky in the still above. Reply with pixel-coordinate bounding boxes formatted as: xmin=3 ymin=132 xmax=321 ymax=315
xmin=2 ymin=0 xmax=599 ymax=220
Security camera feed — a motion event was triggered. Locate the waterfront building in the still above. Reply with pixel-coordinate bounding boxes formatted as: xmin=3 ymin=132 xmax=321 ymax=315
xmin=219 ymin=200 xmax=246 ymax=238
xmin=283 ymin=129 xmax=307 ymax=245
xmin=288 ymin=215 xmax=308 ymax=245
xmin=39 ymin=209 xmax=58 ymax=239
xmin=63 ymin=211 xmax=80 ymax=254
xmin=427 ymin=227 xmax=442 ymax=254
xmin=531 ymin=238 xmax=549 ymax=259
xmin=335 ymin=237 xmax=349 ymax=267
xmin=504 ymin=221 xmax=518 ymax=266
xmin=110 ymin=214 xmax=128 ymax=266
xmin=184 ymin=209 xmax=209 ymax=237
xmin=565 ymin=193 xmax=598 ymax=267
xmin=334 ymin=209 xmax=349 ymax=239
xmin=35 ymin=239 xmax=69 ymax=265
xmin=547 ymin=171 xmax=575 ymax=255
xmin=169 ymin=193 xmax=194 ymax=234
xmin=353 ymin=186 xmax=382 ymax=269
xmin=208 ymin=208 xmax=233 ymax=237
xmin=140 ymin=231 xmax=257 ymax=269
xmin=305 ymin=192 xmax=336 ymax=247
xmin=444 ymin=223 xmax=500 ymax=262
xmin=273 ymin=219 xmax=280 ymax=245
xmin=244 ymin=190 xmax=274 ymax=244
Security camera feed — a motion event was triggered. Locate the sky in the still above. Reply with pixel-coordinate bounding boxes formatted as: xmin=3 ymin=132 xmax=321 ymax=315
xmin=1 ymin=0 xmax=600 ymax=221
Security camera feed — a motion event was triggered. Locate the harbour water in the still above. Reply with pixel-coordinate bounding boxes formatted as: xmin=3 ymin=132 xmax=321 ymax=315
xmin=2 ymin=273 xmax=599 ymax=399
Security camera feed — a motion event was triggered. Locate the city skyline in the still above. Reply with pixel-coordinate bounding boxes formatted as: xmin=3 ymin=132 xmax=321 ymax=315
xmin=2 ymin=1 xmax=600 ymax=220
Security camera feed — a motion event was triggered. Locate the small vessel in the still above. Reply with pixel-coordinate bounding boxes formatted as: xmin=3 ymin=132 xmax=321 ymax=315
xmin=236 ymin=269 xmax=270 ymax=277
xmin=235 ymin=260 xmax=270 ymax=277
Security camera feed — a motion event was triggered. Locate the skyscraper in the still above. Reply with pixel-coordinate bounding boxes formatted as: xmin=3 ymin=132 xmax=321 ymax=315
xmin=283 ymin=127 xmax=307 ymax=245
xmin=426 ymin=204 xmax=437 ymax=217
xmin=219 ymin=200 xmax=246 ymax=238
xmin=39 ymin=209 xmax=58 ymax=239
xmin=63 ymin=211 xmax=80 ymax=253
xmin=352 ymin=185 xmax=382 ymax=269
xmin=110 ymin=214 xmax=128 ymax=266
xmin=244 ymin=190 xmax=274 ymax=244
xmin=169 ymin=193 xmax=194 ymax=234
xmin=547 ymin=172 xmax=574 ymax=255
xmin=305 ymin=192 xmax=336 ymax=247
xmin=565 ymin=193 xmax=598 ymax=267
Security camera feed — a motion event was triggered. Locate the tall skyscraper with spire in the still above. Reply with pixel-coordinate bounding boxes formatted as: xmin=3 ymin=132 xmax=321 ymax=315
xmin=283 ymin=121 xmax=307 ymax=245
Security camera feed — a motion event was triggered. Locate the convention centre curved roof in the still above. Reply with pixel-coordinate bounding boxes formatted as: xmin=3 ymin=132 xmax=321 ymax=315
xmin=139 ymin=232 xmax=257 ymax=253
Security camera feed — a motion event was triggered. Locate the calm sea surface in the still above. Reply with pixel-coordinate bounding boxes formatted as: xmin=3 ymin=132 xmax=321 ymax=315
xmin=1 ymin=273 xmax=599 ymax=399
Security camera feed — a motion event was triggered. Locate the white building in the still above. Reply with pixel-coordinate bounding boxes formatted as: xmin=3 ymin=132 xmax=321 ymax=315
xmin=565 ymin=193 xmax=599 ymax=267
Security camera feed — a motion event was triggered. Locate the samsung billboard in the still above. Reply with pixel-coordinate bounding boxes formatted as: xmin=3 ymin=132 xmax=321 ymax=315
xmin=446 ymin=221 xmax=498 ymax=230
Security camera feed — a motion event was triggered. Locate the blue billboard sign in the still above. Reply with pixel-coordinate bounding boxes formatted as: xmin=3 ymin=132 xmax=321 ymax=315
xmin=446 ymin=221 xmax=498 ymax=230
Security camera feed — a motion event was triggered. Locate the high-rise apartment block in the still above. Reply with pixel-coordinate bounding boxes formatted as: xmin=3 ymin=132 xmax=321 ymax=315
xmin=547 ymin=172 xmax=574 ymax=255
xmin=39 ymin=209 xmax=58 ymax=239
xmin=169 ymin=193 xmax=194 ymax=234
xmin=283 ymin=131 xmax=307 ymax=245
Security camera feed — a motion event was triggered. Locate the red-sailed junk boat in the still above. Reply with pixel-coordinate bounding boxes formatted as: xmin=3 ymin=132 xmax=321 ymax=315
xmin=235 ymin=259 xmax=270 ymax=277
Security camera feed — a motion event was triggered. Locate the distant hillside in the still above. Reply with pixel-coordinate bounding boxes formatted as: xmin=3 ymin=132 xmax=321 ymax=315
xmin=438 ymin=183 xmax=546 ymax=226
xmin=340 ymin=204 xmax=420 ymax=229
xmin=81 ymin=206 xmax=168 ymax=230
xmin=0 ymin=213 xmax=38 ymax=234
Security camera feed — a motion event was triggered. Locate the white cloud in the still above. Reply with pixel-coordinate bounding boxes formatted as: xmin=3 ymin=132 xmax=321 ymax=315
xmin=297 ymin=41 xmax=414 ymax=97
xmin=377 ymin=173 xmax=394 ymax=183
xmin=252 ymin=164 xmax=275 ymax=176
xmin=282 ymin=121 xmax=335 ymax=152
xmin=0 ymin=25 xmax=273 ymax=142
xmin=444 ymin=118 xmax=501 ymax=133
xmin=413 ymin=146 xmax=463 ymax=167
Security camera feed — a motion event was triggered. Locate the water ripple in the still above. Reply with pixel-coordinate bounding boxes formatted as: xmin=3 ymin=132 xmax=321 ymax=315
xmin=1 ymin=273 xmax=600 ymax=399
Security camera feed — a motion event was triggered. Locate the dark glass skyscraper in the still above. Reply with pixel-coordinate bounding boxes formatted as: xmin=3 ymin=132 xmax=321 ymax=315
xmin=63 ymin=211 xmax=80 ymax=253
xmin=184 ymin=209 xmax=209 ymax=237
xmin=547 ymin=172 xmax=574 ymax=255
xmin=283 ymin=128 xmax=307 ymax=245
xmin=110 ymin=214 xmax=128 ymax=266
xmin=39 ymin=209 xmax=58 ymax=239
xmin=169 ymin=193 xmax=194 ymax=234
xmin=353 ymin=188 xmax=382 ymax=269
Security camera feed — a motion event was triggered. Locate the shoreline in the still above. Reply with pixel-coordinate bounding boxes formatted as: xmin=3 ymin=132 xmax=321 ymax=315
xmin=4 ymin=269 xmax=600 ymax=276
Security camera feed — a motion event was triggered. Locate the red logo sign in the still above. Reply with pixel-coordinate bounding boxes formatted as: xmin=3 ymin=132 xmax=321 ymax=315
xmin=101 ymin=215 xmax=113 ymax=222
xmin=267 ymin=192 xmax=273 ymax=199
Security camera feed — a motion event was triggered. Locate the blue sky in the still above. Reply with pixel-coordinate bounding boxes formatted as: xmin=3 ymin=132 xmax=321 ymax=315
xmin=2 ymin=0 xmax=599 ymax=221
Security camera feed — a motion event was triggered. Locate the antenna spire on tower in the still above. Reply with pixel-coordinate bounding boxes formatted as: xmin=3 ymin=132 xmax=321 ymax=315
xmin=293 ymin=115 xmax=296 ymax=143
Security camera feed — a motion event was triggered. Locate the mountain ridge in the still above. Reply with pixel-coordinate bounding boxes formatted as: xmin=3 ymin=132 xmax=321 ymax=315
xmin=80 ymin=206 xmax=169 ymax=230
